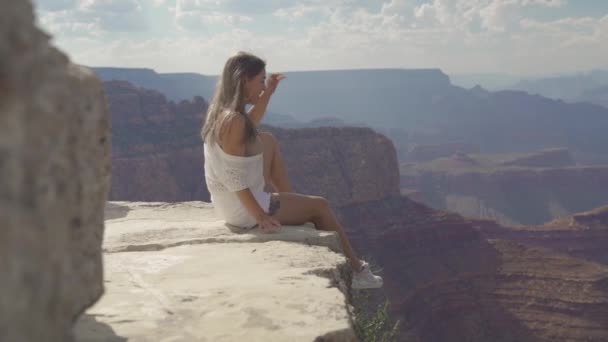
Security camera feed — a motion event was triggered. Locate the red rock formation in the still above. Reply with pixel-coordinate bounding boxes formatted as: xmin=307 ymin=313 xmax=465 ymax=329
xmin=338 ymin=197 xmax=608 ymax=341
xmin=404 ymin=162 xmax=608 ymax=225
xmin=450 ymin=151 xmax=478 ymax=166
xmin=407 ymin=142 xmax=480 ymax=162
xmin=268 ymin=126 xmax=400 ymax=206
xmin=477 ymin=206 xmax=608 ymax=265
xmin=400 ymin=189 xmax=427 ymax=204
xmin=105 ymin=80 xmax=608 ymax=341
xmin=105 ymin=81 xmax=210 ymax=201
xmin=105 ymin=81 xmax=399 ymax=205
xmin=570 ymin=205 xmax=608 ymax=227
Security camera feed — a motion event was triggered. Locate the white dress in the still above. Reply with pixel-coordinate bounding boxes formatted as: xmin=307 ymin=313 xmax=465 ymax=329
xmin=203 ymin=140 xmax=271 ymax=228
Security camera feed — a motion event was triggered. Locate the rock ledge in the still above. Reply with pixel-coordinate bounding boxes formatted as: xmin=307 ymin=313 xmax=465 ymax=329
xmin=74 ymin=201 xmax=358 ymax=342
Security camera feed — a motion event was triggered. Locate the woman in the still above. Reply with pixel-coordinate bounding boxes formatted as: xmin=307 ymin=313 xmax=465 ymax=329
xmin=202 ymin=51 xmax=383 ymax=289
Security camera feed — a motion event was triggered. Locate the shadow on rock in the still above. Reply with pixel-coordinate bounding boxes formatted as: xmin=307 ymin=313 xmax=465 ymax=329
xmin=104 ymin=202 xmax=131 ymax=220
xmin=73 ymin=314 xmax=128 ymax=342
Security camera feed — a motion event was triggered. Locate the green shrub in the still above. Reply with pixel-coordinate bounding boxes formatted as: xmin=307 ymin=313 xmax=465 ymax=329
xmin=351 ymin=258 xmax=400 ymax=342
xmin=352 ymin=292 xmax=400 ymax=342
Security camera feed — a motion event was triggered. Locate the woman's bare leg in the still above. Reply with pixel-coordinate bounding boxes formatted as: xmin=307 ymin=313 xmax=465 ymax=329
xmin=271 ymin=192 xmax=363 ymax=271
xmin=259 ymin=132 xmax=292 ymax=193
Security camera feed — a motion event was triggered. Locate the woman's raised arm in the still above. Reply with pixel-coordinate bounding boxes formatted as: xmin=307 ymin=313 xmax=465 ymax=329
xmin=247 ymin=73 xmax=285 ymax=125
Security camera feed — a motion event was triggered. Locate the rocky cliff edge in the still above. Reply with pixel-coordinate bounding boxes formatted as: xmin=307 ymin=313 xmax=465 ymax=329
xmin=73 ymin=201 xmax=360 ymax=342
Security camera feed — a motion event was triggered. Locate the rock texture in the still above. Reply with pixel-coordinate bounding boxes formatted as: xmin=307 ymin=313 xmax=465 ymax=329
xmin=105 ymin=81 xmax=399 ymax=206
xmin=337 ymin=196 xmax=608 ymax=341
xmin=105 ymin=81 xmax=210 ymax=202
xmin=270 ymin=126 xmax=400 ymax=207
xmin=401 ymin=150 xmax=608 ymax=225
xmin=97 ymin=61 xmax=608 ymax=342
xmin=73 ymin=202 xmax=357 ymax=342
xmin=511 ymin=70 xmax=608 ymax=106
xmin=81 ymin=198 xmax=608 ymax=342
xmin=93 ymin=67 xmax=217 ymax=103
xmin=94 ymin=66 xmax=608 ymax=161
xmin=0 ymin=1 xmax=110 ymax=341
xmin=406 ymin=142 xmax=480 ymax=162
xmin=479 ymin=205 xmax=608 ymax=265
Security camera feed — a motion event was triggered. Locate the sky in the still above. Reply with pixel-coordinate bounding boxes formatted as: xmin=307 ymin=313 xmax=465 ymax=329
xmin=33 ymin=0 xmax=608 ymax=76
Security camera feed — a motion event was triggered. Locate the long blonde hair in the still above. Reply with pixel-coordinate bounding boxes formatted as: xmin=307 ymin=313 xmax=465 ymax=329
xmin=201 ymin=51 xmax=266 ymax=146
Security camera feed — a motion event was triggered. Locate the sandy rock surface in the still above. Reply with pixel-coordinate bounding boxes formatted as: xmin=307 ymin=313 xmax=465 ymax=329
xmin=73 ymin=201 xmax=357 ymax=342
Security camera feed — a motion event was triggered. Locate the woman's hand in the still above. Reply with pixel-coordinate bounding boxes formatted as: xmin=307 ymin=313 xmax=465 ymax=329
xmin=265 ymin=73 xmax=286 ymax=96
xmin=256 ymin=213 xmax=281 ymax=233
xmin=247 ymin=73 xmax=285 ymax=125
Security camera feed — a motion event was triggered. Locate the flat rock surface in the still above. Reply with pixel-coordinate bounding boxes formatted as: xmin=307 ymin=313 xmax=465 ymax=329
xmin=102 ymin=201 xmax=341 ymax=253
xmin=73 ymin=201 xmax=356 ymax=342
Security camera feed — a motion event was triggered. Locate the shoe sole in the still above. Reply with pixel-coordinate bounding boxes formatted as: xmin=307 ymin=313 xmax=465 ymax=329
xmin=352 ymin=282 xmax=384 ymax=289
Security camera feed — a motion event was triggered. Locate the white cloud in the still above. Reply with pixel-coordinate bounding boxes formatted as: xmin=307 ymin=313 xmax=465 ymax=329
xmin=173 ymin=0 xmax=254 ymax=30
xmin=520 ymin=16 xmax=596 ymax=32
xmin=79 ymin=0 xmax=142 ymax=12
xmin=176 ymin=11 xmax=253 ymax=29
xmin=381 ymin=0 xmax=410 ymax=15
xmin=151 ymin=0 xmax=169 ymax=6
xmin=35 ymin=0 xmax=147 ymax=36
xmin=34 ymin=0 xmax=78 ymax=11
xmin=273 ymin=4 xmax=332 ymax=21
xmin=272 ymin=0 xmax=378 ymax=21
xmin=176 ymin=0 xmax=216 ymax=12
xmin=34 ymin=0 xmax=608 ymax=75
xmin=518 ymin=15 xmax=605 ymax=52
xmin=38 ymin=10 xmax=104 ymax=37
xmin=409 ymin=0 xmax=567 ymax=32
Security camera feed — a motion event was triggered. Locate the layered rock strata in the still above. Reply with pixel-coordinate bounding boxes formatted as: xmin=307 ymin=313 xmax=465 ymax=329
xmin=104 ymin=81 xmax=399 ymax=206
xmin=401 ymin=151 xmax=608 ymax=225
xmin=337 ymin=196 xmax=608 ymax=341
xmin=478 ymin=205 xmax=608 ymax=265
xmin=105 ymin=81 xmax=210 ymax=202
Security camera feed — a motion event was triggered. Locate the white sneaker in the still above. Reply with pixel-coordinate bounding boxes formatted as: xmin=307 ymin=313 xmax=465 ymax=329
xmin=352 ymin=261 xmax=383 ymax=289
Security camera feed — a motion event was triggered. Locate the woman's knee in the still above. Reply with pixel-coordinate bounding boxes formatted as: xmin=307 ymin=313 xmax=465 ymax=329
xmin=311 ymin=196 xmax=330 ymax=217
xmin=272 ymin=193 xmax=327 ymax=226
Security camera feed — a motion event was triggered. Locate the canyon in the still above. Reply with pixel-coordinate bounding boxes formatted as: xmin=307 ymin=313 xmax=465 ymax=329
xmin=104 ymin=80 xmax=608 ymax=341
xmin=401 ymin=148 xmax=608 ymax=225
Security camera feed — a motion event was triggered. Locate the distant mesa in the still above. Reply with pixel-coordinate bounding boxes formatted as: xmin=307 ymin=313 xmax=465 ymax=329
xmin=399 ymin=147 xmax=608 ymax=226
xmin=579 ymin=84 xmax=608 ymax=108
xmin=407 ymin=142 xmax=480 ymax=162
xmin=92 ymin=66 xmax=608 ymax=163
xmin=500 ymin=148 xmax=574 ymax=168
xmin=570 ymin=205 xmax=608 ymax=229
xmin=469 ymin=84 xmax=490 ymax=98
xmin=509 ymin=69 xmax=608 ymax=108
xmin=87 ymin=70 xmax=608 ymax=341
xmin=304 ymin=116 xmax=369 ymax=128
xmin=400 ymin=189 xmax=427 ymax=204
xmin=450 ymin=151 xmax=477 ymax=165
